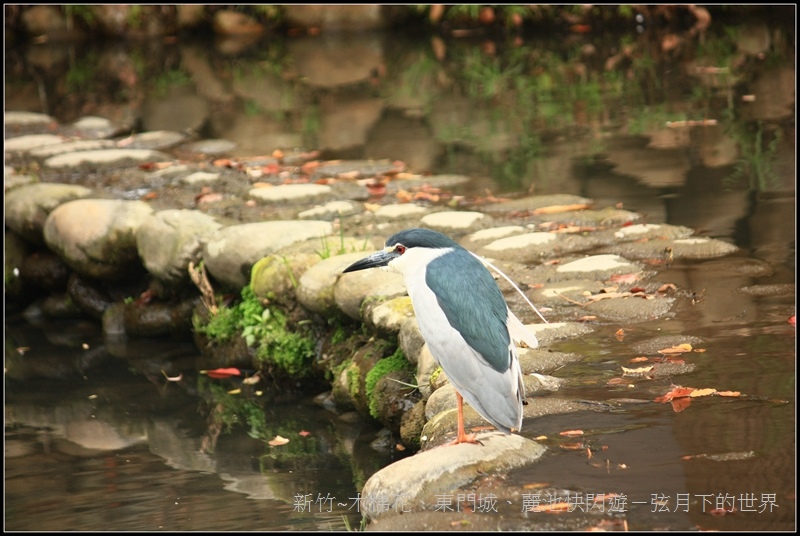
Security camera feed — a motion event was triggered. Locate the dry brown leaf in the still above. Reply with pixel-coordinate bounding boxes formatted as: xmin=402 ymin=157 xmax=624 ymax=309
xmin=716 ymin=390 xmax=741 ymax=397
xmin=614 ymin=328 xmax=625 ymax=341
xmin=529 ymin=502 xmax=571 ymax=513
xmin=395 ymin=189 xmax=414 ymax=203
xmin=363 ymin=202 xmax=381 ymax=212
xmin=522 ymin=482 xmax=550 ymax=490
xmin=337 ymin=170 xmax=362 ymax=180
xmin=559 ymin=430 xmax=584 ymax=437
xmin=532 ymin=203 xmax=591 ymax=215
xmin=622 ymin=365 xmax=653 ymax=375
xmin=606 ymin=377 xmax=628 ymax=385
xmin=658 ymin=343 xmax=693 ymax=354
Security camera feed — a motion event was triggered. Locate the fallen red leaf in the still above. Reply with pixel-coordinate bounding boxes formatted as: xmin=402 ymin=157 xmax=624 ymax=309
xmin=262 ymin=163 xmax=281 ymax=175
xmin=202 ymin=367 xmax=244 ymax=379
xmin=655 ymin=386 xmax=696 ymax=403
xmin=670 ymin=397 xmax=692 ymax=412
xmin=610 ymin=273 xmax=640 ymax=284
xmin=366 ymin=182 xmax=387 ymax=197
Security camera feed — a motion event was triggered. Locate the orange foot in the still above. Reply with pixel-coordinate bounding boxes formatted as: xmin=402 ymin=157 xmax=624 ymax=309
xmin=447 ymin=432 xmax=482 ymax=446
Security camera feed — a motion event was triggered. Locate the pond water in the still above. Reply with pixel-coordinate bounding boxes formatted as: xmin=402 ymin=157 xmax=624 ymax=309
xmin=4 ymin=10 xmax=795 ymax=531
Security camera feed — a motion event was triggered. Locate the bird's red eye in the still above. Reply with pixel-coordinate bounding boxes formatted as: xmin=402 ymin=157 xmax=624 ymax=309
xmin=395 ymin=244 xmax=406 ymax=255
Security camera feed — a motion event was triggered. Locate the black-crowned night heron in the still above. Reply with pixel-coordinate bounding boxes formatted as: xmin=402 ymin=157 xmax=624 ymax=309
xmin=343 ymin=228 xmax=538 ymax=445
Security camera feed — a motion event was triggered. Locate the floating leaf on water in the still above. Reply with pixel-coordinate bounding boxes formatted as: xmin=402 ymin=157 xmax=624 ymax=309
xmin=689 ymin=388 xmax=717 ymax=398
xmin=268 ymin=435 xmax=290 ymax=446
xmin=201 ymin=367 xmax=244 ymax=379
xmin=622 ymin=365 xmax=653 ymax=375
xmin=658 ymin=343 xmax=693 ymax=354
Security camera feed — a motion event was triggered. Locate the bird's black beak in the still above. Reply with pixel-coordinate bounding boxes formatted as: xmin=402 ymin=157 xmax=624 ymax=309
xmin=342 ymin=249 xmax=399 ymax=273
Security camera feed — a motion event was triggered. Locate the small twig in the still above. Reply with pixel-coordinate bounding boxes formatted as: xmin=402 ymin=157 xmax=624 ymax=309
xmin=189 ymin=261 xmax=218 ymax=315
xmin=553 ymin=292 xmax=587 ymax=307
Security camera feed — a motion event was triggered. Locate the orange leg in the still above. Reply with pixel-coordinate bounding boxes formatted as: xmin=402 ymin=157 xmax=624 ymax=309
xmin=447 ymin=392 xmax=481 ymax=445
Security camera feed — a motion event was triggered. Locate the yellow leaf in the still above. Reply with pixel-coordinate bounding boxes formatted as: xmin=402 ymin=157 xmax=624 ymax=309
xmin=622 ymin=365 xmax=653 ymax=375
xmin=532 ymin=203 xmax=591 ymax=215
xmin=268 ymin=435 xmax=290 ymax=446
xmin=658 ymin=343 xmax=693 ymax=354
xmin=689 ymin=388 xmax=717 ymax=398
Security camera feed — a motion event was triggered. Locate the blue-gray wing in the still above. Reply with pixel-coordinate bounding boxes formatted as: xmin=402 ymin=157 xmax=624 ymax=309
xmin=425 ymin=248 xmax=511 ymax=373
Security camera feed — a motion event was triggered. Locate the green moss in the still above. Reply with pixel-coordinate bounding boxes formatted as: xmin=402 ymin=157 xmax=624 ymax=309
xmin=194 ymin=300 xmax=241 ymax=342
xmin=346 ymin=361 xmax=361 ymax=399
xmin=330 ymin=322 xmax=348 ymax=346
xmin=365 ymin=348 xmax=413 ymax=419
xmin=430 ymin=366 xmax=443 ymax=385
xmin=254 ymin=311 xmax=315 ymax=378
xmin=194 ymin=285 xmax=315 ymax=378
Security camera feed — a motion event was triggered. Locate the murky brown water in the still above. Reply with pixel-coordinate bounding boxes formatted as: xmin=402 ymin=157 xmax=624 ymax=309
xmin=5 ymin=10 xmax=795 ymax=531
